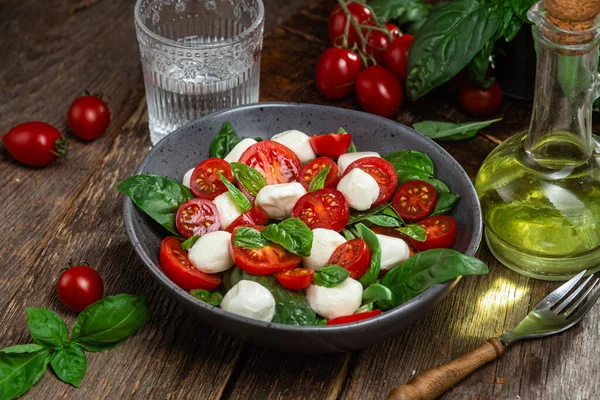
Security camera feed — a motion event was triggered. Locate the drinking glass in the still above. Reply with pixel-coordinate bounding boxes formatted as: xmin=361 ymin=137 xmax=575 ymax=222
xmin=134 ymin=0 xmax=264 ymax=145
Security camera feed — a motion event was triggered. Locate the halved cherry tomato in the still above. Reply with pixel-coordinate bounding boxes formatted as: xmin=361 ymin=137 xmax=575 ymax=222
xmin=231 ymin=225 xmax=302 ymax=275
xmin=225 ymin=206 xmax=269 ymax=233
xmin=275 ymin=268 xmax=314 ymax=290
xmin=392 ymin=180 xmax=437 ymax=221
xmin=326 ymin=310 xmax=382 ymax=325
xmin=175 ymin=198 xmax=220 ymax=238
xmin=291 ymin=189 xmax=350 ymax=232
xmin=298 ymin=157 xmax=340 ymax=190
xmin=239 ymin=140 xmax=302 ymax=185
xmin=309 ymin=133 xmax=352 ymax=159
xmin=370 ymin=226 xmax=417 ymax=257
xmin=190 ymin=158 xmax=233 ymax=199
xmin=343 ymin=157 xmax=398 ymax=205
xmin=413 ymin=215 xmax=457 ymax=251
xmin=159 ymin=237 xmax=222 ymax=290
xmin=328 ymin=238 xmax=371 ymax=279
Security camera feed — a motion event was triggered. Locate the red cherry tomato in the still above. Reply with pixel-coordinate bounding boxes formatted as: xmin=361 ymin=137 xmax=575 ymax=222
xmin=298 ymin=157 xmax=340 ymax=190
xmin=365 ymin=24 xmax=399 ymax=64
xmin=326 ymin=310 xmax=382 ymax=325
xmin=190 ymin=158 xmax=233 ymax=199
xmin=309 ymin=133 xmax=352 ymax=159
xmin=458 ymin=81 xmax=503 ymax=116
xmin=343 ymin=157 xmax=398 ymax=205
xmin=67 ymin=95 xmax=110 ymax=140
xmin=275 ymin=268 xmax=315 ymax=290
xmin=386 ymin=23 xmax=402 ymax=39
xmin=160 ymin=237 xmax=222 ymax=290
xmin=355 ymin=66 xmax=403 ymax=118
xmin=56 ymin=266 xmax=104 ymax=312
xmin=328 ymin=238 xmax=371 ymax=279
xmin=392 ymin=180 xmax=437 ymax=221
xmin=384 ymin=34 xmax=414 ymax=83
xmin=328 ymin=2 xmax=372 ymax=46
xmin=291 ymin=189 xmax=350 ymax=232
xmin=175 ymin=198 xmax=220 ymax=238
xmin=225 ymin=206 xmax=269 ymax=233
xmin=413 ymin=215 xmax=457 ymax=251
xmin=239 ymin=140 xmax=302 ymax=185
xmin=316 ymin=48 xmax=363 ymax=100
xmin=370 ymin=226 xmax=417 ymax=256
xmin=2 ymin=122 xmax=66 ymax=167
xmin=231 ymin=225 xmax=302 ymax=275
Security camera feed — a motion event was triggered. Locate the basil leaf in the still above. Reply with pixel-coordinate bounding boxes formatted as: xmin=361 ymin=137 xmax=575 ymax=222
xmin=117 ymin=175 xmax=193 ymax=236
xmin=406 ymin=0 xmax=503 ymax=100
xmin=71 ymin=294 xmax=148 ymax=352
xmin=347 ymin=203 xmax=391 ymax=225
xmin=501 ymin=0 xmax=523 ymax=42
xmin=50 ymin=342 xmax=87 ymax=388
xmin=233 ymin=227 xmax=271 ymax=249
xmin=224 ymin=268 xmax=317 ymax=325
xmin=230 ymin=162 xmax=266 ymax=197
xmin=314 ymin=318 xmax=327 ymax=326
xmin=308 ymin=165 xmax=331 ymax=192
xmin=383 ymin=150 xmax=434 ymax=177
xmin=381 ymin=249 xmax=489 ymax=306
xmin=378 ymin=205 xmax=405 ymax=223
xmin=510 ymin=0 xmax=536 ymax=22
xmin=181 ymin=235 xmax=201 ymax=250
xmin=365 ymin=215 xmax=401 ymax=228
xmin=356 ymin=303 xmax=374 ymax=313
xmin=218 ymin=172 xmax=251 ymax=213
xmin=370 ymin=0 xmax=431 ymax=26
xmin=0 ymin=346 xmax=50 ymax=399
xmin=313 ymin=265 xmax=350 ymax=288
xmin=431 ymin=193 xmax=460 ymax=216
xmin=467 ymin=40 xmax=496 ymax=89
xmin=338 ymin=127 xmax=356 ymax=153
xmin=362 ymin=284 xmax=394 ymax=310
xmin=397 ymin=224 xmax=427 ymax=242
xmin=209 ymin=122 xmax=240 ymax=158
xmin=413 ymin=118 xmax=502 ymax=141
xmin=26 ymin=308 xmax=68 ymax=348
xmin=190 ymin=289 xmax=223 ymax=306
xmin=261 ymin=218 xmax=313 ymax=257
xmin=356 ymin=224 xmax=382 ymax=287
xmin=425 ymin=178 xmax=450 ymax=194
xmin=341 ymin=228 xmax=357 ymax=241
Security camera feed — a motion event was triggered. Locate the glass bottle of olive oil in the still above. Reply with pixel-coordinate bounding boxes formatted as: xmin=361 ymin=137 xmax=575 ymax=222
xmin=475 ymin=3 xmax=600 ymax=280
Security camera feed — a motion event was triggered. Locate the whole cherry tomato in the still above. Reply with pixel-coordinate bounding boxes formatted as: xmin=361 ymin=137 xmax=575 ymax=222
xmin=365 ymin=24 xmax=399 ymax=64
xmin=56 ymin=265 xmax=104 ymax=312
xmin=2 ymin=122 xmax=67 ymax=167
xmin=316 ymin=48 xmax=363 ymax=99
xmin=68 ymin=95 xmax=110 ymax=140
xmin=328 ymin=1 xmax=372 ymax=46
xmin=384 ymin=34 xmax=414 ymax=83
xmin=386 ymin=23 xmax=402 ymax=39
xmin=458 ymin=81 xmax=503 ymax=116
xmin=355 ymin=66 xmax=403 ymax=118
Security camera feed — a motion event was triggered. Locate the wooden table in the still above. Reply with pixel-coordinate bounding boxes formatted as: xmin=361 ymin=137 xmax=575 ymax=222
xmin=1 ymin=0 xmax=599 ymax=399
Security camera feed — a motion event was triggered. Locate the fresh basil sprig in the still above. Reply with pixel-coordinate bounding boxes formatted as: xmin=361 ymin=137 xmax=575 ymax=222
xmin=232 ymin=227 xmax=271 ymax=249
xmin=356 ymin=224 xmax=382 ymax=287
xmin=261 ymin=218 xmax=313 ymax=257
xmin=308 ymin=165 xmax=331 ymax=192
xmin=370 ymin=0 xmax=431 ymax=33
xmin=347 ymin=203 xmax=391 ymax=225
xmin=365 ymin=215 xmax=401 ymax=228
xmin=217 ymin=172 xmax=251 ymax=212
xmin=209 ymin=122 xmax=240 ymax=159
xmin=230 ymin=162 xmax=266 ymax=197
xmin=190 ymin=289 xmax=223 ymax=306
xmin=0 ymin=295 xmax=147 ymax=397
xmin=431 ymin=192 xmax=460 ymax=216
xmin=397 ymin=224 xmax=427 ymax=242
xmin=117 ymin=175 xmax=194 ymax=236
xmin=313 ymin=265 xmax=350 ymax=288
xmin=181 ymin=235 xmax=201 ymax=250
xmin=413 ymin=118 xmax=502 ymax=141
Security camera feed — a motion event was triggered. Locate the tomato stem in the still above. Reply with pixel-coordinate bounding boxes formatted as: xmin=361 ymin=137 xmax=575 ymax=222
xmin=52 ymin=136 xmax=70 ymax=158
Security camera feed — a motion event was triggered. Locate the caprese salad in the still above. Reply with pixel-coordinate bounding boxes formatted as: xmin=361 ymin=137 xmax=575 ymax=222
xmin=118 ymin=123 xmax=488 ymax=326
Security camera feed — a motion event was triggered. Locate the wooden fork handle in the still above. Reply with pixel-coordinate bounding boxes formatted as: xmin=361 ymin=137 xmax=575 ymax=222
xmin=386 ymin=338 xmax=505 ymax=400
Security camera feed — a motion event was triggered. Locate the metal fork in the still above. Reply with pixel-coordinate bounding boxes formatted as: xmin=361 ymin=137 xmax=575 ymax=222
xmin=387 ymin=270 xmax=600 ymax=400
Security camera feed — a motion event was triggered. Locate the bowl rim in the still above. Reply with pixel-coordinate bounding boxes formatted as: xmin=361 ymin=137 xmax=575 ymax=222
xmin=123 ymin=102 xmax=483 ymax=333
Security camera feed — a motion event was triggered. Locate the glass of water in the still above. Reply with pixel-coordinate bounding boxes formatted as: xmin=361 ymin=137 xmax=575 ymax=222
xmin=134 ymin=0 xmax=264 ymax=145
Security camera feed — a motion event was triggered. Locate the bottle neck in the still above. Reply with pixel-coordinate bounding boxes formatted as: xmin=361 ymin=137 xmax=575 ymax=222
xmin=525 ymin=24 xmax=599 ymax=168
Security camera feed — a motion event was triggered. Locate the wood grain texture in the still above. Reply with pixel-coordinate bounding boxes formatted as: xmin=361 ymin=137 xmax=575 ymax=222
xmin=1 ymin=0 xmax=600 ymax=399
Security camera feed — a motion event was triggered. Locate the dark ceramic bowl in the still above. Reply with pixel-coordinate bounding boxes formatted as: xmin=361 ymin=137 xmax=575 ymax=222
xmin=123 ymin=103 xmax=482 ymax=353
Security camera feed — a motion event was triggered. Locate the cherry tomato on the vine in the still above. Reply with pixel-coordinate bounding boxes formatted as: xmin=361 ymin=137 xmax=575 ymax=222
xmin=56 ymin=265 xmax=104 ymax=312
xmin=2 ymin=122 xmax=67 ymax=167
xmin=316 ymin=48 xmax=363 ymax=100
xmin=365 ymin=24 xmax=399 ymax=64
xmin=328 ymin=1 xmax=372 ymax=46
xmin=355 ymin=66 xmax=403 ymax=118
xmin=386 ymin=23 xmax=402 ymax=39
xmin=384 ymin=34 xmax=414 ymax=83
xmin=458 ymin=81 xmax=503 ymax=116
xmin=68 ymin=95 xmax=110 ymax=140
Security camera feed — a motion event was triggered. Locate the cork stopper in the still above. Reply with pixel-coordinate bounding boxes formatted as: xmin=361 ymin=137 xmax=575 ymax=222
xmin=546 ymin=0 xmax=600 ymax=31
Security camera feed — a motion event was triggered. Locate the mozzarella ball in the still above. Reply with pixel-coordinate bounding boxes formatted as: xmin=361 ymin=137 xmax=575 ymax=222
xmin=255 ymin=182 xmax=307 ymax=220
xmin=182 ymin=168 xmax=195 ymax=188
xmin=302 ymin=228 xmax=346 ymax=270
xmin=213 ymin=192 xmax=243 ymax=229
xmin=189 ymin=231 xmax=234 ymax=273
xmin=337 ymin=151 xmax=380 ymax=176
xmin=306 ymin=278 xmax=363 ymax=320
xmin=224 ymin=138 xmax=258 ymax=163
xmin=377 ymin=234 xmax=411 ymax=271
xmin=221 ymin=280 xmax=276 ymax=322
xmin=272 ymin=130 xmax=317 ymax=164
xmin=337 ymin=168 xmax=380 ymax=211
